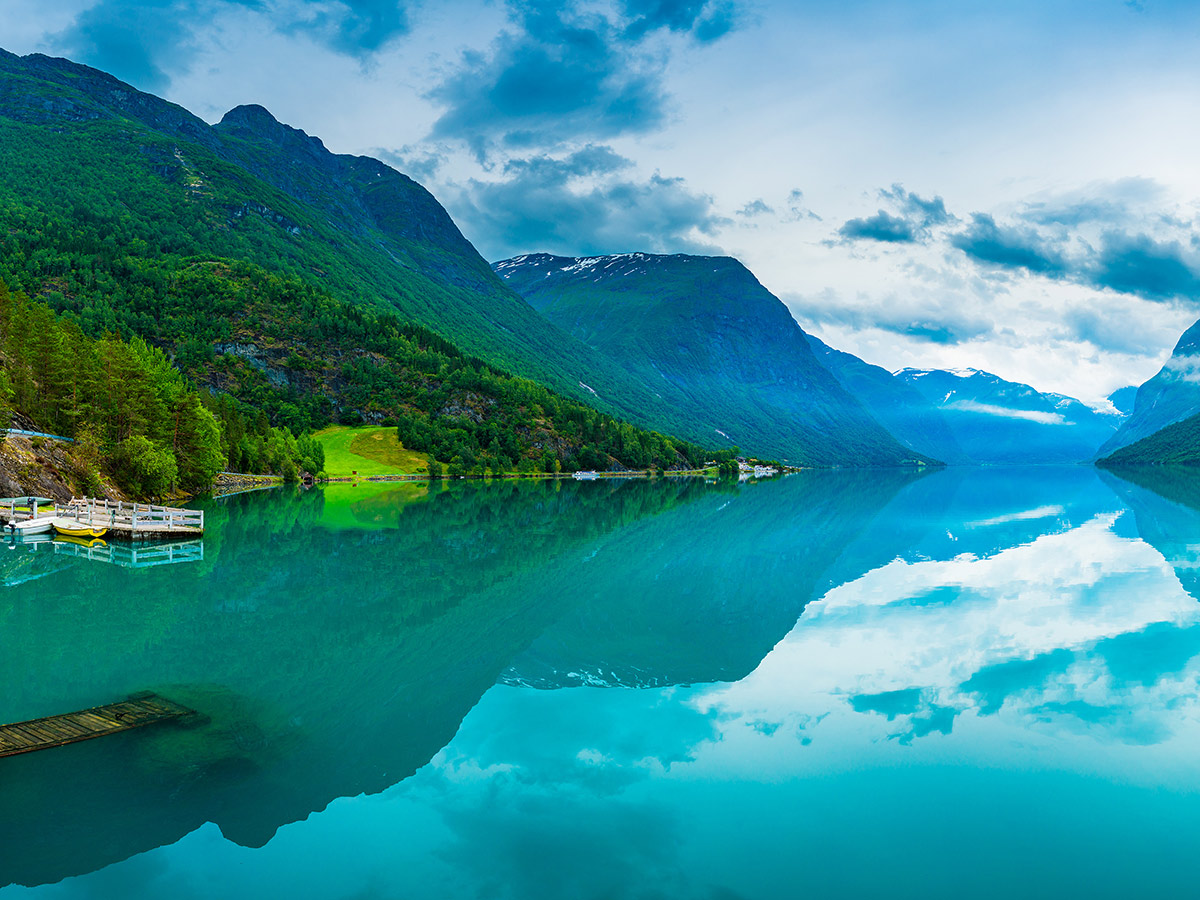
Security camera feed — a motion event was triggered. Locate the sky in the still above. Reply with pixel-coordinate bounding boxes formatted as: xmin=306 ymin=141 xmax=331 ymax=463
xmin=4 ymin=0 xmax=1200 ymax=405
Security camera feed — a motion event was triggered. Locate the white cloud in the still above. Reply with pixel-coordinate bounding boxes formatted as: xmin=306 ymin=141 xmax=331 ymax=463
xmin=946 ymin=400 xmax=1066 ymax=424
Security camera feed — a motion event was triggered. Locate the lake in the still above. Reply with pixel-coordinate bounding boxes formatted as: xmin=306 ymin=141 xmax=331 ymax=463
xmin=3 ymin=466 xmax=1200 ymax=898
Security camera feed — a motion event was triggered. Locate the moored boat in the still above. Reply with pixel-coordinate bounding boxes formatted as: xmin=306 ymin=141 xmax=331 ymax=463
xmin=6 ymin=518 xmax=54 ymax=536
xmin=51 ymin=519 xmax=108 ymax=538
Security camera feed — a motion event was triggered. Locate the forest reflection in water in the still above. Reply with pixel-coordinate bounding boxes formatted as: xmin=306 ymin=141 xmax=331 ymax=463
xmin=4 ymin=466 xmax=1200 ymax=898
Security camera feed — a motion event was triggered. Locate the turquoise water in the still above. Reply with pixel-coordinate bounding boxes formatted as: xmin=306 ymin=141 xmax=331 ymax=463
xmin=3 ymin=467 xmax=1200 ymax=897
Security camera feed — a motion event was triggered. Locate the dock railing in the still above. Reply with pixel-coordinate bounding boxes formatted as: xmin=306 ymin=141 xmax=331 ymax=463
xmin=1 ymin=497 xmax=204 ymax=536
xmin=65 ymin=498 xmax=204 ymax=533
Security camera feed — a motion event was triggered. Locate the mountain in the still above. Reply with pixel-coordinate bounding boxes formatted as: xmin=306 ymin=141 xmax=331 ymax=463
xmin=896 ymin=368 xmax=1120 ymax=464
xmin=0 ymin=49 xmax=728 ymax=456
xmin=1097 ymin=411 xmax=1200 ymax=466
xmin=1107 ymin=386 xmax=1138 ymax=416
xmin=492 ymin=252 xmax=930 ymax=466
xmin=1097 ymin=318 xmax=1200 ymax=458
xmin=803 ymin=333 xmax=968 ymax=463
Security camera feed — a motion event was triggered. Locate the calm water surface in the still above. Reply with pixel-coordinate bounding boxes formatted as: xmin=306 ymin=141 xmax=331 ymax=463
xmin=3 ymin=467 xmax=1200 ymax=898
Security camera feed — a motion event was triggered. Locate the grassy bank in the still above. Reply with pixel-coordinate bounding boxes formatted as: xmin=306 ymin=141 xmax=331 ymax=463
xmin=314 ymin=426 xmax=431 ymax=477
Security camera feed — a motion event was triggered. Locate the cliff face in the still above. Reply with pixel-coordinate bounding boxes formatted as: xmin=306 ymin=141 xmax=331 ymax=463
xmin=0 ymin=435 xmax=86 ymax=501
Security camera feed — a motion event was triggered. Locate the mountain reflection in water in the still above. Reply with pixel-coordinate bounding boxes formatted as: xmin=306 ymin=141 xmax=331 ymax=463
xmin=4 ymin=468 xmax=1200 ymax=898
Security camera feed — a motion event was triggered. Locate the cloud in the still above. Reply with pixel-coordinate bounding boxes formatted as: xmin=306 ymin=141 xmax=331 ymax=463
xmin=942 ymin=182 xmax=1200 ymax=306
xmin=620 ymin=0 xmax=740 ymax=43
xmin=881 ymin=184 xmax=952 ymax=227
xmin=784 ymin=189 xmax=821 ymax=222
xmin=1090 ymin=232 xmax=1200 ymax=300
xmin=447 ymin=145 xmax=727 ymax=259
xmin=429 ymin=3 xmax=669 ymax=159
xmin=950 ymin=213 xmax=1066 ymax=274
xmin=281 ymin=0 xmax=412 ymax=56
xmin=736 ymin=199 xmax=773 ymax=218
xmin=839 ymin=210 xmax=918 ymax=243
xmin=52 ymin=0 xmax=224 ymax=91
xmin=838 ymin=184 xmax=952 ymax=244
xmin=1019 ymin=177 xmax=1167 ymax=228
xmin=946 ymin=400 xmax=1068 ymax=425
xmin=786 ymin=288 xmax=994 ymax=346
xmin=52 ymin=0 xmax=411 ymax=91
xmin=1061 ymin=299 xmax=1178 ymax=357
xmin=428 ymin=0 xmax=742 ymax=160
xmin=375 ymin=144 xmax=449 ymax=184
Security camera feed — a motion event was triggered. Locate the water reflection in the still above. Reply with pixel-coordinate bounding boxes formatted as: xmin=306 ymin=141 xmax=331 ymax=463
xmin=0 ymin=479 xmax=730 ymax=887
xmin=5 ymin=468 xmax=1200 ymax=897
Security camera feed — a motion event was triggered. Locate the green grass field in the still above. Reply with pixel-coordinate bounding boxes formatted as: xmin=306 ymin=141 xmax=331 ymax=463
xmin=314 ymin=425 xmax=431 ymax=476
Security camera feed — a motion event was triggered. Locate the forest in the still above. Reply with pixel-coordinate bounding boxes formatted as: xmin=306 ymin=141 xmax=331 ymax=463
xmin=0 ymin=281 xmax=322 ymax=495
xmin=0 ymin=221 xmax=716 ymax=475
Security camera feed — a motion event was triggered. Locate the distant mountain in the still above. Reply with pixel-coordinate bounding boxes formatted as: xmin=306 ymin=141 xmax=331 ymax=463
xmin=896 ymin=368 xmax=1120 ymax=464
xmin=803 ymin=334 xmax=968 ymax=463
xmin=1097 ymin=319 xmax=1200 ymax=458
xmin=493 ymin=252 xmax=931 ymax=466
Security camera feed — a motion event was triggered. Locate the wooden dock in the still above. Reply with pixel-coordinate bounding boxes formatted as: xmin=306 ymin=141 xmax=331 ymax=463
xmin=0 ymin=497 xmax=204 ymax=540
xmin=0 ymin=694 xmax=197 ymax=758
xmin=63 ymin=498 xmax=204 ymax=539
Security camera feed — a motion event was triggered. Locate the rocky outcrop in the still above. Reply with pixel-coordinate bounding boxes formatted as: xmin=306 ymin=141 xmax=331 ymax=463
xmin=0 ymin=434 xmax=86 ymax=501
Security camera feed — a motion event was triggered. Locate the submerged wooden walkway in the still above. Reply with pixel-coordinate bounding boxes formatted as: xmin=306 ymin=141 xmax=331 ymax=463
xmin=0 ymin=693 xmax=197 ymax=758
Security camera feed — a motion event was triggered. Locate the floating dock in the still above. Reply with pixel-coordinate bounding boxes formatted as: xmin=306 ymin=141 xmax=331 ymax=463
xmin=0 ymin=694 xmax=197 ymax=758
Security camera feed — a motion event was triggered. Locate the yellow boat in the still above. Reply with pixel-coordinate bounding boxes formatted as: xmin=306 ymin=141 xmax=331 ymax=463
xmin=51 ymin=518 xmax=108 ymax=538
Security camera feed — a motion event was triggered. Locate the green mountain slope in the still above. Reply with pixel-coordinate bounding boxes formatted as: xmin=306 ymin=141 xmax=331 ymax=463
xmin=0 ymin=49 xmax=719 ymax=446
xmin=493 ymin=252 xmax=931 ymax=466
xmin=1097 ymin=409 xmax=1200 ymax=467
xmin=1097 ymin=318 xmax=1200 ymax=457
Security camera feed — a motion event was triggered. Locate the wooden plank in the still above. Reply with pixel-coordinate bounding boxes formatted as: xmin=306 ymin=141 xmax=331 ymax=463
xmin=0 ymin=694 xmax=196 ymax=758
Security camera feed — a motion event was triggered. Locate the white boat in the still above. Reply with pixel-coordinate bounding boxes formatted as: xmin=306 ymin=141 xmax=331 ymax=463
xmin=6 ymin=518 xmax=54 ymax=536
xmin=573 ymin=471 xmax=598 ymax=480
